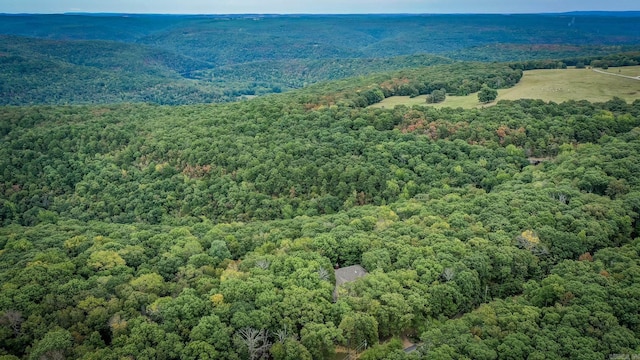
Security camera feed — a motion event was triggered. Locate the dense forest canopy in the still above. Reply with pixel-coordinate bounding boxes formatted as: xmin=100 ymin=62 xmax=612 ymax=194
xmin=2 ymin=14 xmax=639 ymax=54
xmin=2 ymin=12 xmax=640 ymax=360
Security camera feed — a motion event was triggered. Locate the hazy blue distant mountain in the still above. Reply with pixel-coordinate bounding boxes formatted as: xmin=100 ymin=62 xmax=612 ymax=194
xmin=1 ymin=13 xmax=639 ymax=52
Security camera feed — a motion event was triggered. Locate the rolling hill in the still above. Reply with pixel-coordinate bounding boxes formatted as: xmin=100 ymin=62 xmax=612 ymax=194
xmin=1 ymin=13 xmax=640 ymax=105
xmin=2 ymin=12 xmax=640 ymax=360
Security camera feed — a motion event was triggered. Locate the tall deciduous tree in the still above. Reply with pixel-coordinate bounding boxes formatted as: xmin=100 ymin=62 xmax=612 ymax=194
xmin=478 ymin=86 xmax=498 ymax=103
xmin=300 ymin=322 xmax=344 ymax=360
xmin=339 ymin=313 xmax=378 ymax=352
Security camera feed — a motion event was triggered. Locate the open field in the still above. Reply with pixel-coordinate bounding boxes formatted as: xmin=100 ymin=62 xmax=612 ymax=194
xmin=601 ymin=66 xmax=640 ymax=77
xmin=498 ymin=66 xmax=640 ymax=103
xmin=369 ymin=66 xmax=640 ymax=109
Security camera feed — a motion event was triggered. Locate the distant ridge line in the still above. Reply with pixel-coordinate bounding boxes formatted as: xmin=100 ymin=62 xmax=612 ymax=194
xmin=0 ymin=11 xmax=638 ymax=17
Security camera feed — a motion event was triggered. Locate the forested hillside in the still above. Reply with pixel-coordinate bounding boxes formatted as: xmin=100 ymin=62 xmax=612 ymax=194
xmin=0 ymin=35 xmax=454 ymax=105
xmin=2 ymin=14 xmax=639 ymax=57
xmin=2 ymin=53 xmax=640 ymax=359
xmin=1 ymin=13 xmax=640 ymax=105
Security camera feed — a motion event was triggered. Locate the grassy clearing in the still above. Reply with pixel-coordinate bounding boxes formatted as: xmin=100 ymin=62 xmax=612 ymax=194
xmin=369 ymin=66 xmax=640 ymax=109
xmin=602 ymin=66 xmax=640 ymax=77
xmin=498 ymin=66 xmax=640 ymax=103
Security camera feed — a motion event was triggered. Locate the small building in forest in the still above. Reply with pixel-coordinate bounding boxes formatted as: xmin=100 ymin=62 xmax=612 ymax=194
xmin=333 ymin=265 xmax=367 ymax=301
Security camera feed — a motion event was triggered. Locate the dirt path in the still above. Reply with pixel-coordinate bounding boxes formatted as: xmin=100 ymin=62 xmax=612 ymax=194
xmin=592 ymin=68 xmax=640 ymax=81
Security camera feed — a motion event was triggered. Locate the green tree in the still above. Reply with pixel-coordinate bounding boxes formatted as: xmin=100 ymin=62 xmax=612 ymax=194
xmin=426 ymin=88 xmax=447 ymax=104
xmin=339 ymin=313 xmax=378 ymax=351
xmin=181 ymin=341 xmax=218 ymax=360
xmin=270 ymin=338 xmax=312 ymax=360
xmin=129 ymin=273 xmax=165 ymax=295
xmin=300 ymin=322 xmax=344 ymax=360
xmin=189 ymin=315 xmax=232 ymax=355
xmin=28 ymin=328 xmax=72 ymax=360
xmin=209 ymin=240 xmax=232 ymax=266
xmin=478 ymin=86 xmax=498 ymax=103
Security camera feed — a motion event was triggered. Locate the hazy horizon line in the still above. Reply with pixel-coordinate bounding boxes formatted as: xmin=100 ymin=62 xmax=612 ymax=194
xmin=1 ymin=10 xmax=640 ymax=16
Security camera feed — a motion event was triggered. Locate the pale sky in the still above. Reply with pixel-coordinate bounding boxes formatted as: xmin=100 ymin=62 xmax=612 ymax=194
xmin=0 ymin=0 xmax=638 ymax=14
